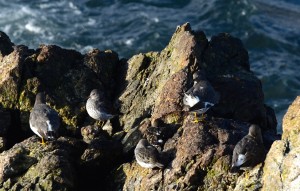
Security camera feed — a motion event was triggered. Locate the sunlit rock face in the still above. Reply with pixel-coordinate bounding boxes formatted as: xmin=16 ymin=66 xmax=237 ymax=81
xmin=262 ymin=96 xmax=300 ymax=191
xmin=0 ymin=23 xmax=278 ymax=190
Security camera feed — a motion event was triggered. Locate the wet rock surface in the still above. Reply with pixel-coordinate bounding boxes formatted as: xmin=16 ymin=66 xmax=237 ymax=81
xmin=0 ymin=23 xmax=282 ymax=190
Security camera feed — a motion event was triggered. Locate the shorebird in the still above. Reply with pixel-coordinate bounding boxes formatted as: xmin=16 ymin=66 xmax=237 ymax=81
xmin=145 ymin=119 xmax=166 ymax=151
xmin=231 ymin=124 xmax=266 ymax=172
xmin=29 ymin=92 xmax=60 ymax=144
xmin=86 ymin=89 xmax=115 ymax=126
xmin=183 ymin=71 xmax=219 ymax=123
xmin=134 ymin=139 xmax=164 ymax=169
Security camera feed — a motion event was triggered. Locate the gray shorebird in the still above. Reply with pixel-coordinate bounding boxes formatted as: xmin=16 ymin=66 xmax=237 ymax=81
xmin=134 ymin=139 xmax=164 ymax=169
xmin=86 ymin=89 xmax=115 ymax=126
xmin=183 ymin=71 xmax=219 ymax=123
xmin=231 ymin=124 xmax=266 ymax=172
xmin=29 ymin=92 xmax=60 ymax=144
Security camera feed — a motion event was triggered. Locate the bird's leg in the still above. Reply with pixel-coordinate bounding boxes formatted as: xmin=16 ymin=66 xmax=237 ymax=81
xmin=95 ymin=120 xmax=104 ymax=127
xmin=41 ymin=137 xmax=46 ymax=145
xmin=193 ymin=112 xmax=206 ymax=123
xmin=193 ymin=112 xmax=199 ymax=123
xmin=244 ymin=169 xmax=250 ymax=179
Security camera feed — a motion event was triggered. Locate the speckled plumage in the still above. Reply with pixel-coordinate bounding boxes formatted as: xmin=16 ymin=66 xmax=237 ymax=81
xmin=86 ymin=89 xmax=115 ymax=121
xmin=134 ymin=139 xmax=164 ymax=169
xmin=29 ymin=92 xmax=60 ymax=142
xmin=231 ymin=124 xmax=266 ymax=171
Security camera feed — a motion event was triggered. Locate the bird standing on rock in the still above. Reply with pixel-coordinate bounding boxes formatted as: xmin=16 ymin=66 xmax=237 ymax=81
xmin=134 ymin=139 xmax=164 ymax=169
xmin=231 ymin=124 xmax=266 ymax=172
xmin=29 ymin=92 xmax=60 ymax=144
xmin=183 ymin=70 xmax=219 ymax=123
xmin=86 ymin=89 xmax=116 ymax=126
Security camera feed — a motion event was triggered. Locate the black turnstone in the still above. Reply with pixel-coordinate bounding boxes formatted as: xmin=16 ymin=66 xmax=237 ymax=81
xmin=183 ymin=70 xmax=219 ymax=122
xmin=86 ymin=89 xmax=115 ymax=125
xmin=231 ymin=124 xmax=266 ymax=171
xmin=29 ymin=92 xmax=60 ymax=144
xmin=145 ymin=119 xmax=165 ymax=151
xmin=134 ymin=139 xmax=164 ymax=169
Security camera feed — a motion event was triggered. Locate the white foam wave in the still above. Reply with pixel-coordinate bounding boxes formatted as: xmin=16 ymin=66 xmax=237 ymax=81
xmin=21 ymin=6 xmax=36 ymax=17
xmin=69 ymin=2 xmax=82 ymax=15
xmin=87 ymin=18 xmax=96 ymax=26
xmin=125 ymin=38 xmax=134 ymax=46
xmin=25 ymin=22 xmax=42 ymax=34
xmin=153 ymin=17 xmax=159 ymax=23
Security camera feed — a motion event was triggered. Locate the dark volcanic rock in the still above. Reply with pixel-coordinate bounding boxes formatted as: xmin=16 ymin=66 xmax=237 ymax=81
xmin=203 ymin=33 xmax=250 ymax=72
xmin=0 ymin=109 xmax=10 ymax=151
xmin=0 ymin=23 xmax=280 ymax=191
xmin=79 ymin=137 xmax=123 ymax=190
xmin=0 ymin=31 xmax=14 ymax=59
xmin=202 ymin=33 xmax=276 ymax=131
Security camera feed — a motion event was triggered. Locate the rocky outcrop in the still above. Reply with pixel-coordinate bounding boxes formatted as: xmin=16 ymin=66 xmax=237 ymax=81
xmin=0 ymin=41 xmax=120 ymax=137
xmin=262 ymin=96 xmax=300 ymax=191
xmin=0 ymin=23 xmax=279 ymax=190
xmin=0 ymin=31 xmax=14 ymax=59
xmin=0 ymin=137 xmax=84 ymax=190
xmin=118 ymin=24 xmax=276 ymax=133
xmin=110 ymin=23 xmax=277 ymax=190
xmin=110 ymin=117 xmax=252 ymax=191
xmin=0 ymin=134 xmax=123 ymax=190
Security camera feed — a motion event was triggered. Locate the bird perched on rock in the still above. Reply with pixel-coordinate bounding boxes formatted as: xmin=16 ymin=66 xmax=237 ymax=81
xmin=145 ymin=119 xmax=165 ymax=151
xmin=183 ymin=70 xmax=220 ymax=123
xmin=145 ymin=118 xmax=174 ymax=151
xmin=134 ymin=139 xmax=164 ymax=169
xmin=231 ymin=124 xmax=266 ymax=172
xmin=29 ymin=92 xmax=60 ymax=144
xmin=86 ymin=89 xmax=116 ymax=126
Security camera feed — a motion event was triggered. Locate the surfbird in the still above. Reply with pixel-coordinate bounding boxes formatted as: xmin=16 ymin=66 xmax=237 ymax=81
xmin=29 ymin=92 xmax=60 ymax=144
xmin=134 ymin=139 xmax=164 ymax=169
xmin=183 ymin=70 xmax=219 ymax=122
xmin=86 ymin=89 xmax=115 ymax=126
xmin=231 ymin=124 xmax=266 ymax=172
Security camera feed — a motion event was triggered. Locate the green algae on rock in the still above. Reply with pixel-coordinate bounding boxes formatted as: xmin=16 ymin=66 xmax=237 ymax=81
xmin=0 ymin=40 xmax=120 ymax=137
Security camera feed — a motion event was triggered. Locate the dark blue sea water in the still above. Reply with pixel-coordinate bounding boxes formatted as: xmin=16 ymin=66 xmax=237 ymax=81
xmin=1 ymin=0 xmax=300 ymax=133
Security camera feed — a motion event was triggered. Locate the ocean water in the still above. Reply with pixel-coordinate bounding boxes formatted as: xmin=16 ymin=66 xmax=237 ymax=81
xmin=1 ymin=0 xmax=300 ymax=133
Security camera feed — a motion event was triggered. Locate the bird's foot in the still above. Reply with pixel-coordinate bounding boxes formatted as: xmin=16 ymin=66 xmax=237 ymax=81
xmin=244 ymin=170 xmax=250 ymax=179
xmin=95 ymin=120 xmax=104 ymax=127
xmin=193 ymin=113 xmax=206 ymax=123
